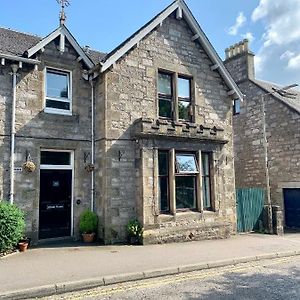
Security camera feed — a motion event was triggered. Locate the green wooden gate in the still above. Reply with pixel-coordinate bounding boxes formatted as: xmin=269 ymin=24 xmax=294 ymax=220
xmin=236 ymin=188 xmax=265 ymax=232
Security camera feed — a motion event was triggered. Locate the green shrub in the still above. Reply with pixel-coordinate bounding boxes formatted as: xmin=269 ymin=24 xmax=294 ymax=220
xmin=0 ymin=201 xmax=25 ymax=253
xmin=126 ymin=219 xmax=143 ymax=238
xmin=79 ymin=210 xmax=98 ymax=234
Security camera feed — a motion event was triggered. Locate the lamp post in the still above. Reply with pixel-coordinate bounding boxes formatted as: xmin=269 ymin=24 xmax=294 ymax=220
xmin=261 ymin=83 xmax=298 ymax=234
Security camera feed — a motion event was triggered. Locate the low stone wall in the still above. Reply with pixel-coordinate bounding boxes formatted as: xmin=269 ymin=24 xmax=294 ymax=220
xmin=143 ymin=220 xmax=231 ymax=244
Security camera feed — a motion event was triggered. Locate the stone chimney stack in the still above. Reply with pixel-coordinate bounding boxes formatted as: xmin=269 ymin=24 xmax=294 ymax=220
xmin=224 ymin=39 xmax=255 ymax=83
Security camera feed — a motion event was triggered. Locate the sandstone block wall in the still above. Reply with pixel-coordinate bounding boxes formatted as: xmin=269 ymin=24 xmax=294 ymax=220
xmin=0 ymin=39 xmax=92 ymax=242
xmin=98 ymin=14 xmax=237 ymax=244
xmin=225 ymin=50 xmax=300 ymax=227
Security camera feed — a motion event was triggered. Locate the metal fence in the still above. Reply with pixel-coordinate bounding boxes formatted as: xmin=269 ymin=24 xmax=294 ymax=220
xmin=236 ymin=188 xmax=265 ymax=232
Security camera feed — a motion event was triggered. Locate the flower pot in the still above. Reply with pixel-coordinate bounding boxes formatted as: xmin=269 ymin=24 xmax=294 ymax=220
xmin=82 ymin=233 xmax=95 ymax=243
xmin=18 ymin=242 xmax=28 ymax=252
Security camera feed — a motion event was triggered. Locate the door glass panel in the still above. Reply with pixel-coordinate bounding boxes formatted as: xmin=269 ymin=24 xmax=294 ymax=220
xmin=176 ymin=176 xmax=196 ymax=209
xmin=41 ymin=151 xmax=71 ymax=165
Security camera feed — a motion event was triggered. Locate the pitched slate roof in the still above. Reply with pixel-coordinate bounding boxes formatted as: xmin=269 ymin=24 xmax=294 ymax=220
xmin=251 ymin=79 xmax=300 ymax=114
xmin=0 ymin=27 xmax=41 ymax=56
xmin=0 ymin=27 xmax=106 ymax=65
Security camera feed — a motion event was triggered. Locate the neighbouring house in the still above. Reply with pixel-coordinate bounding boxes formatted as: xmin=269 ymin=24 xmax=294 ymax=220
xmin=0 ymin=0 xmax=242 ymax=244
xmin=224 ymin=40 xmax=300 ymax=233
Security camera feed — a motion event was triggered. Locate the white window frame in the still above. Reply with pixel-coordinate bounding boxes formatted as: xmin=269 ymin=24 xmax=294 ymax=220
xmin=40 ymin=149 xmax=75 ymax=237
xmin=44 ymin=67 xmax=72 ymax=116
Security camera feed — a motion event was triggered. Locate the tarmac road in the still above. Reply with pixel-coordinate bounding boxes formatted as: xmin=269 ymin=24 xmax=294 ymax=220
xmin=43 ymin=255 xmax=300 ymax=300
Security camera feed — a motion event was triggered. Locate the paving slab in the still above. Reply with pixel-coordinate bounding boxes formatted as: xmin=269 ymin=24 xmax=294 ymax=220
xmin=0 ymin=233 xmax=300 ymax=298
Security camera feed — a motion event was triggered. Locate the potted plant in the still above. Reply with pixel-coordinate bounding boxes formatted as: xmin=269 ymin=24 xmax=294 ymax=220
xmin=18 ymin=240 xmax=29 ymax=252
xmin=23 ymin=161 xmax=36 ymax=173
xmin=85 ymin=163 xmax=95 ymax=173
xmin=126 ymin=219 xmax=143 ymax=245
xmin=79 ymin=210 xmax=98 ymax=243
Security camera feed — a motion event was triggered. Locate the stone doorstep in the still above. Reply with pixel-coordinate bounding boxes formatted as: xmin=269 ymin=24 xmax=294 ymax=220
xmin=1 ymin=250 xmax=300 ymax=300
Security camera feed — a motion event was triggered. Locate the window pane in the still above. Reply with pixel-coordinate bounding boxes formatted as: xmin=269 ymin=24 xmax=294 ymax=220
xmin=233 ymin=99 xmax=241 ymax=115
xmin=176 ymin=154 xmax=198 ymax=173
xmin=47 ymin=70 xmax=69 ymax=99
xmin=159 ymin=98 xmax=172 ymax=118
xmin=158 ymin=151 xmax=168 ymax=176
xmin=41 ymin=151 xmax=71 ymax=165
xmin=158 ymin=73 xmax=172 ymax=95
xmin=159 ymin=177 xmax=169 ymax=211
xmin=176 ymin=176 xmax=196 ymax=209
xmin=203 ymin=177 xmax=211 ymax=208
xmin=178 ymin=77 xmax=190 ymax=98
xmin=46 ymin=99 xmax=70 ymax=110
xmin=202 ymin=153 xmax=210 ymax=176
xmin=178 ymin=101 xmax=190 ymax=120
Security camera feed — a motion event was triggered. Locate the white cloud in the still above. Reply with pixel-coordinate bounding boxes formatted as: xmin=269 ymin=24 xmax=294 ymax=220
xmin=241 ymin=32 xmax=255 ymax=43
xmin=254 ymin=54 xmax=264 ymax=74
xmin=228 ymin=12 xmax=246 ymax=36
xmin=280 ymin=50 xmax=295 ymax=61
xmin=287 ymin=54 xmax=300 ymax=70
xmin=252 ymin=0 xmax=300 ymax=46
xmin=250 ymin=0 xmax=300 ymax=86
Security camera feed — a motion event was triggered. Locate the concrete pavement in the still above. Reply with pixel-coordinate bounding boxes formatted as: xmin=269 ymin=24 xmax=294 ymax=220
xmin=0 ymin=233 xmax=300 ymax=299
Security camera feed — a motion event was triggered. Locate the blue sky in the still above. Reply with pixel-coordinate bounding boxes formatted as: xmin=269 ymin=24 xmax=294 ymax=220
xmin=1 ymin=0 xmax=299 ymax=87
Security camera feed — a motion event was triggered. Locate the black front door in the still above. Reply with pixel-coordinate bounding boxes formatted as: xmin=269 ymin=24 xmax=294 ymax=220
xmin=39 ymin=170 xmax=72 ymax=239
xmin=284 ymin=188 xmax=300 ymax=228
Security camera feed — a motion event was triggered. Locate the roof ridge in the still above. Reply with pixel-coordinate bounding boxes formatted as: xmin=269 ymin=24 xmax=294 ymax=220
xmin=0 ymin=26 xmax=42 ymax=39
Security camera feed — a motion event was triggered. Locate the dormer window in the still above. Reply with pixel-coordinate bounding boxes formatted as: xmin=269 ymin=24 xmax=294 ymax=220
xmin=45 ymin=68 xmax=72 ymax=115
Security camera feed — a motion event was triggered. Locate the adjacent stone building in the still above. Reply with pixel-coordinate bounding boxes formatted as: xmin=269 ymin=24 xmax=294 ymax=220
xmin=0 ymin=0 xmax=242 ymax=244
xmin=224 ymin=40 xmax=300 ymax=231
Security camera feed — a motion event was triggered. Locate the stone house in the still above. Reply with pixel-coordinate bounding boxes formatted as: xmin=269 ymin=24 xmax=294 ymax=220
xmin=224 ymin=40 xmax=300 ymax=232
xmin=0 ymin=0 xmax=242 ymax=244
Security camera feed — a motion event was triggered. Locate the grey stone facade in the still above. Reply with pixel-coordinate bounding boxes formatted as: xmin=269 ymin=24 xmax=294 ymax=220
xmin=0 ymin=38 xmax=93 ymax=241
xmin=0 ymin=2 xmax=240 ymax=244
xmin=224 ymin=40 xmax=300 ymax=230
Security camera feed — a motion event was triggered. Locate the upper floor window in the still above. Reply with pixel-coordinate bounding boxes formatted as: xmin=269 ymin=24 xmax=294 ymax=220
xmin=45 ymin=68 xmax=72 ymax=115
xmin=158 ymin=72 xmax=173 ymax=119
xmin=233 ymin=99 xmax=240 ymax=115
xmin=178 ymin=77 xmax=191 ymax=121
xmin=158 ymin=71 xmax=193 ymax=122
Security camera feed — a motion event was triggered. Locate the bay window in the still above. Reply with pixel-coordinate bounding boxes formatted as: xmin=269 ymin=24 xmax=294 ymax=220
xmin=158 ymin=150 xmax=213 ymax=213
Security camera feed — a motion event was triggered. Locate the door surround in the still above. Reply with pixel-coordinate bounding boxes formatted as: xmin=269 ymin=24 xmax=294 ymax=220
xmin=39 ymin=149 xmax=74 ymax=238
